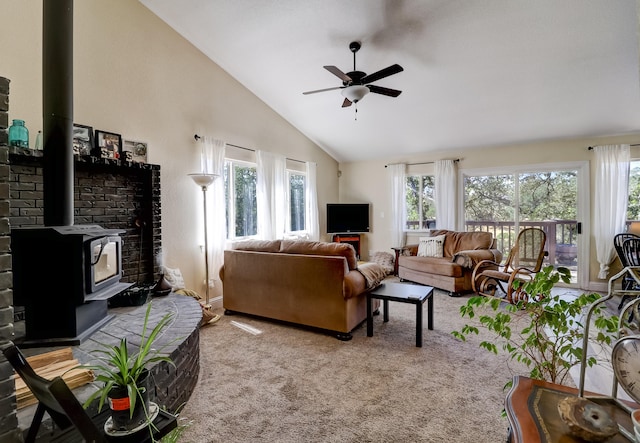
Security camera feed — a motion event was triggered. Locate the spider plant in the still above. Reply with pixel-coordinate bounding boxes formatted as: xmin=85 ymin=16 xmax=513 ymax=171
xmin=82 ymin=302 xmax=174 ymax=421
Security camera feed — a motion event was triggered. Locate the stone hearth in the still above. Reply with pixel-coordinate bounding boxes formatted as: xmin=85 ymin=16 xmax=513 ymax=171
xmin=15 ymin=294 xmax=202 ymax=441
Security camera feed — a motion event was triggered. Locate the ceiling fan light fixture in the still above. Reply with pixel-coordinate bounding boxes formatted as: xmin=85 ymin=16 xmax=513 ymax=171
xmin=341 ymin=85 xmax=369 ymax=103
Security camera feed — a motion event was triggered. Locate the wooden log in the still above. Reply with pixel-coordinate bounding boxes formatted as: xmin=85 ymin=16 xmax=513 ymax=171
xmin=12 ymin=348 xmax=95 ymax=409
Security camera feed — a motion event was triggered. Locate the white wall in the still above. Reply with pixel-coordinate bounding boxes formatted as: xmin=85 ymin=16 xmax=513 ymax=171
xmin=1 ymin=0 xmax=339 ymax=297
xmin=5 ymin=1 xmax=639 ymax=294
xmin=339 ymin=137 xmax=640 ymax=289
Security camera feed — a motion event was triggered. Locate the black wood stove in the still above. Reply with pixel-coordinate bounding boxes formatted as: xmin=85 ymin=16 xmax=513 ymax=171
xmin=12 ymin=225 xmax=133 ymax=346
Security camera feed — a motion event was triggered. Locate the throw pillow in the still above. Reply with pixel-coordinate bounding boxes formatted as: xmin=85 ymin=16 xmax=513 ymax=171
xmin=417 ymin=234 xmax=446 ymax=258
xmin=161 ymin=266 xmax=186 ymax=290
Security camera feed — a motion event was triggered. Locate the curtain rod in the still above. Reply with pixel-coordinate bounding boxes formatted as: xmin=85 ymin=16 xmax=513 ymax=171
xmin=588 ymin=144 xmax=640 ymax=150
xmin=194 ymin=134 xmax=306 ymax=163
xmin=384 ymin=159 xmax=460 ymax=168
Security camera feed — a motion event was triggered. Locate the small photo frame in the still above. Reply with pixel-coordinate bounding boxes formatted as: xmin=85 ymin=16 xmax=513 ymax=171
xmin=94 ymin=130 xmax=122 ymax=159
xmin=122 ymin=139 xmax=148 ymax=163
xmin=72 ymin=124 xmax=94 ymax=156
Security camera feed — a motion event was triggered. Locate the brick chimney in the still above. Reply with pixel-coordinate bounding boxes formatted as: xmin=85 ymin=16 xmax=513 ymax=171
xmin=0 ymin=76 xmax=22 ymax=442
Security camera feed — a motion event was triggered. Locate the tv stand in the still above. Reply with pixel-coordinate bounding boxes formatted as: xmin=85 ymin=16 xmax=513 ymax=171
xmin=332 ymin=234 xmax=361 ymax=259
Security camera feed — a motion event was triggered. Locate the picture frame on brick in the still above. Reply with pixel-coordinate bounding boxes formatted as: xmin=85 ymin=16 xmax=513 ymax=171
xmin=122 ymin=139 xmax=148 ymax=164
xmin=94 ymin=129 xmax=122 ymax=160
xmin=72 ymin=123 xmax=93 ymax=156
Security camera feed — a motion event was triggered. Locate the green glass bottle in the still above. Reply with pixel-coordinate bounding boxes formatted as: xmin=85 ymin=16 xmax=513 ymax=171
xmin=8 ymin=119 xmax=29 ymax=148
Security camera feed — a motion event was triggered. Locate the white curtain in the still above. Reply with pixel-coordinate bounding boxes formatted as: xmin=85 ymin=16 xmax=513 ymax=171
xmin=256 ymin=150 xmax=287 ymax=240
xmin=435 ymin=159 xmax=457 ymax=230
xmin=388 ymin=163 xmax=406 ymax=247
xmin=594 ymin=144 xmax=630 ymax=279
xmin=200 ymin=137 xmax=226 ymax=289
xmin=306 ymin=161 xmax=320 ymax=241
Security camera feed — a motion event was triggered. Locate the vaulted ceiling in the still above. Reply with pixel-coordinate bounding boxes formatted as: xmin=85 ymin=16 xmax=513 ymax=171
xmin=140 ymin=0 xmax=640 ymax=163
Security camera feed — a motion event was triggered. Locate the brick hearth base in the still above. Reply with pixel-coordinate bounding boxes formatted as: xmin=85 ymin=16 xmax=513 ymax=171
xmin=14 ymin=294 xmax=202 ymax=440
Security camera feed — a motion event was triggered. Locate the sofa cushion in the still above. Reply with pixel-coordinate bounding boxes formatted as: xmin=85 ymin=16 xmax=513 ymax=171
xmin=232 ymin=239 xmax=282 ymax=252
xmin=279 ymin=240 xmax=358 ymax=270
xmin=398 ymin=256 xmax=463 ymax=278
xmin=428 ymin=230 xmax=493 ymax=257
xmin=417 ymin=235 xmax=445 ymax=257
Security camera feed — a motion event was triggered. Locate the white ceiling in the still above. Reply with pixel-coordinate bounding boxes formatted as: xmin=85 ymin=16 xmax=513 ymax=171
xmin=140 ymin=0 xmax=640 ymax=163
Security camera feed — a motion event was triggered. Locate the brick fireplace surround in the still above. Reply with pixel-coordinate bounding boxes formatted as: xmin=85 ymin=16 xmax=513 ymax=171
xmin=0 ymin=76 xmax=201 ymax=441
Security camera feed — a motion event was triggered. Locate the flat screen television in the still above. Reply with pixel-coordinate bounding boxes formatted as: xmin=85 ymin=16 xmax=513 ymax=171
xmin=326 ymin=203 xmax=370 ymax=233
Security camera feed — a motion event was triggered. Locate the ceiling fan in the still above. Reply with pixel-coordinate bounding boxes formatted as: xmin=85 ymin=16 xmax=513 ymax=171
xmin=303 ymin=41 xmax=404 ymax=108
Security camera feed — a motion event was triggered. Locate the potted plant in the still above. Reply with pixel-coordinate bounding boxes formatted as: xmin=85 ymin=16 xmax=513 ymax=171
xmin=82 ymin=302 xmax=174 ymax=432
xmin=452 ymin=265 xmax=619 ymax=386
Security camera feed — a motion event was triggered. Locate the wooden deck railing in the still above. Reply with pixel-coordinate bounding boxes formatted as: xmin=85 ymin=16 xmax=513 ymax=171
xmin=464 ymin=220 xmax=578 ymax=266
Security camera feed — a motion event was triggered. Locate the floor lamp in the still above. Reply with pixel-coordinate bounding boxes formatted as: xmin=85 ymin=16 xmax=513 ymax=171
xmin=189 ymin=173 xmax=219 ymax=320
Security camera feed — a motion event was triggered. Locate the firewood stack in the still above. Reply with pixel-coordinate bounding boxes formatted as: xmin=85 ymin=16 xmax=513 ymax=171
xmin=12 ymin=347 xmax=95 ymax=409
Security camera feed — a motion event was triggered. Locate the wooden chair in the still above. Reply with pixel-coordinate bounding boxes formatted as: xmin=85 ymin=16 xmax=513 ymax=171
xmin=2 ymin=343 xmax=108 ymax=443
xmin=614 ymin=233 xmax=640 ymax=310
xmin=471 ymin=227 xmax=547 ymax=303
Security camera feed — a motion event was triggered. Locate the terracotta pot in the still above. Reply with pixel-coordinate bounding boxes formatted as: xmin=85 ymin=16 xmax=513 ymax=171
xmin=108 ymin=370 xmax=150 ymax=431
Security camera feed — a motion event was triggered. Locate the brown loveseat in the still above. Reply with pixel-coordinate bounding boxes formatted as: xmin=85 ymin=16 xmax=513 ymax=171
xmin=398 ymin=230 xmax=502 ymax=295
xmin=220 ymin=240 xmax=385 ymax=340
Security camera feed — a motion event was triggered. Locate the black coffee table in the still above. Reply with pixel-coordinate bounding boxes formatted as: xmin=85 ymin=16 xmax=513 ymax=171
xmin=366 ymin=282 xmax=434 ymax=347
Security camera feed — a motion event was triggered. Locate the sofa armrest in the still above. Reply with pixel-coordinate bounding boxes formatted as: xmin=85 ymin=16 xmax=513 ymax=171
xmin=452 ymin=249 xmax=503 ymax=269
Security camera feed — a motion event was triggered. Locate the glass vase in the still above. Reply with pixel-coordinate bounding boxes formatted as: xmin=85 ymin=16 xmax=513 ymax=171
xmin=8 ymin=119 xmax=29 ymax=148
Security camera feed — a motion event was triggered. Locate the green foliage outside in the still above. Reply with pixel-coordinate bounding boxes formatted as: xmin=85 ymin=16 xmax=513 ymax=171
xmin=405 ymin=175 xmax=435 ymax=229
xmin=224 ymin=162 xmax=306 ymax=238
xmin=627 ymin=161 xmax=640 ymax=220
xmin=289 ymin=173 xmax=305 ymax=232
xmin=452 ymin=266 xmax=618 ymax=386
xmin=464 ymin=174 xmax=515 ymax=222
xmin=464 ymin=171 xmax=577 ymax=223
xmin=463 ymin=171 xmax=578 ymax=251
xmin=233 ymin=164 xmax=257 ymax=237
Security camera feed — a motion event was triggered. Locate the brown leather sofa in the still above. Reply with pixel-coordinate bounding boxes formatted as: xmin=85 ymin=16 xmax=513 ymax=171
xmin=220 ymin=239 xmax=385 ymax=340
xmin=398 ymin=230 xmax=502 ymax=295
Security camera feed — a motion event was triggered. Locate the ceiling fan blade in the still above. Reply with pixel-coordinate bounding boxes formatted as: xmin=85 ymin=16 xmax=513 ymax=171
xmin=368 ymin=85 xmax=402 ymax=97
xmin=324 ymin=65 xmax=352 ymax=83
xmin=361 ymin=64 xmax=404 ymax=84
xmin=342 ymin=98 xmax=352 ymax=108
xmin=302 ymin=86 xmax=343 ymax=95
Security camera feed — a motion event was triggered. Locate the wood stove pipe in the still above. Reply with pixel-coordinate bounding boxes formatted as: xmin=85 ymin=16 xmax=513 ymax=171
xmin=43 ymin=0 xmax=74 ymax=226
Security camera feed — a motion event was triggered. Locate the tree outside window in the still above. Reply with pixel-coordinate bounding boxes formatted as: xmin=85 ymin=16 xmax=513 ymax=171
xmin=628 ymin=160 xmax=640 ymax=222
xmin=289 ymin=172 xmax=306 ymax=232
xmin=405 ymin=175 xmax=435 ymax=230
xmin=224 ymin=161 xmax=257 ymax=239
xmin=464 ymin=175 xmax=515 ymax=223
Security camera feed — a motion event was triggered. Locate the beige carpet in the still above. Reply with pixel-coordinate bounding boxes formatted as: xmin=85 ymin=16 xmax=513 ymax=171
xmin=179 ymin=286 xmax=529 ymax=443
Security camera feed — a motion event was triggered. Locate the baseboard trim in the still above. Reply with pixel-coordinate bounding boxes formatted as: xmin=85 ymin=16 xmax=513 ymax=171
xmin=210 ymin=295 xmax=223 ymax=309
xmin=587 ymin=281 xmax=609 ymax=293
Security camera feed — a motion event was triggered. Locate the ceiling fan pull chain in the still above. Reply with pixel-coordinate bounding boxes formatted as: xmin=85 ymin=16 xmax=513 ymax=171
xmin=354 ymin=103 xmax=358 ymax=121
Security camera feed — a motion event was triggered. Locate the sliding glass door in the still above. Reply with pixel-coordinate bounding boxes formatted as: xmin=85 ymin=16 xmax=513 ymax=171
xmin=462 ymin=162 xmax=589 ymax=287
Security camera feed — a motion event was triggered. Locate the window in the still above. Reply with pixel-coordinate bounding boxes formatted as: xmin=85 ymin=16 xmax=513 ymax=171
xmin=462 ymin=167 xmax=581 ymax=284
xmin=224 ymin=160 xmax=257 ymax=239
xmin=405 ymin=175 xmax=435 ymax=230
xmin=224 ymin=158 xmax=308 ymax=239
xmin=627 ymin=160 xmax=640 ymax=222
xmin=288 ymin=171 xmax=306 ymax=232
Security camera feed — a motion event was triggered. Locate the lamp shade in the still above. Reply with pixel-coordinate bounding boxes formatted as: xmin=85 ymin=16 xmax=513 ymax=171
xmin=188 ymin=173 xmax=218 ymax=187
xmin=341 ymin=85 xmax=369 ymax=103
